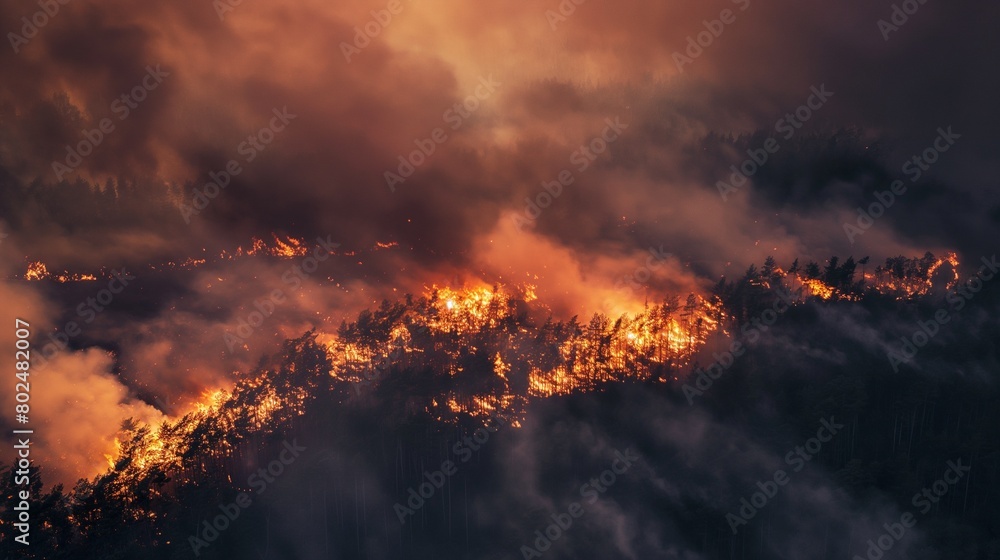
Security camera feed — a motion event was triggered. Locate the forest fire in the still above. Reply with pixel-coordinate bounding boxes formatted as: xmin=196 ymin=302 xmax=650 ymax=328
xmin=102 ymin=373 xmax=305 ymax=486
xmin=16 ymin=234 xmax=316 ymax=281
xmin=84 ymin=251 xmax=970 ymax=497
xmin=796 ymin=277 xmax=836 ymax=300
xmin=526 ymin=294 xmax=723 ymax=398
xmin=23 ymin=261 xmax=98 ymax=282
xmin=323 ymin=283 xmax=722 ymax=411
xmin=864 ymin=252 xmax=961 ymax=298
xmin=25 ymin=261 xmax=47 ymax=280
xmin=12 ymin=234 xmax=423 ymax=284
xmin=26 ymin=247 xmax=984 ymax=558
xmin=218 ymin=233 xmax=309 ymax=259
xmin=764 ymin=252 xmax=961 ymax=303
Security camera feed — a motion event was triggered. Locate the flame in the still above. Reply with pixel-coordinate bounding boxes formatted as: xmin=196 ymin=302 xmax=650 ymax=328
xmin=87 ymin=254 xmax=980 ymax=525
xmin=770 ymin=252 xmax=961 ymax=302
xmin=323 ymin=253 xmax=954 ymax=407
xmin=88 ymin=252 xmax=973 ymax=495
xmin=329 ymin=283 xmax=720 ymax=409
xmin=863 ymin=252 xmax=961 ymax=299
xmin=799 ymin=277 xmax=835 ymax=300
xmin=220 ymin=233 xmax=309 ymax=259
xmin=24 ymin=261 xmax=99 ymax=282
xmin=102 ymin=368 xmax=311 ymax=486
xmin=526 ymin=295 xmax=722 ymax=397
xmin=16 ymin=233 xmax=340 ymax=281
xmin=272 ymin=235 xmax=307 ymax=257
xmin=194 ymin=388 xmax=229 ymax=415
xmin=493 ymin=352 xmax=510 ymax=381
xmin=925 ymin=252 xmax=961 ymax=291
xmin=25 ymin=261 xmax=50 ymax=280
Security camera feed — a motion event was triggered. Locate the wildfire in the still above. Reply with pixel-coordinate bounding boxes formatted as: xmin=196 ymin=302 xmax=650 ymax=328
xmin=930 ymin=252 xmax=962 ymax=290
xmin=527 ymin=294 xmax=722 ymax=397
xmin=768 ymin=252 xmax=961 ymax=302
xmin=104 ymin=389 xmax=228 ymax=474
xmin=219 ymin=233 xmax=309 ymax=259
xmin=96 ymin=275 xmax=706 ymax=486
xmin=24 ymin=261 xmax=98 ymax=282
xmin=193 ymin=388 xmax=229 ymax=415
xmin=16 ymin=232 xmax=338 ymax=281
xmin=102 ymin=366 xmax=313 ymax=486
xmin=25 ymin=261 xmax=49 ymax=280
xmin=428 ymin=285 xmax=515 ymax=334
xmin=92 ymin=251 xmax=973 ymax=497
xmin=329 ymin=283 xmax=720 ymax=408
xmin=798 ymin=277 xmax=835 ymax=300
xmin=863 ymin=252 xmax=961 ymax=298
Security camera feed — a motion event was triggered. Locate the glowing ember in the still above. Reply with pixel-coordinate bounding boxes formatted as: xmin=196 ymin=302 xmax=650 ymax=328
xmin=799 ymin=277 xmax=835 ymax=300
xmin=25 ymin=261 xmax=50 ymax=280
xmin=220 ymin=233 xmax=310 ymax=259
xmin=864 ymin=252 xmax=961 ymax=299
xmin=24 ymin=261 xmax=100 ymax=282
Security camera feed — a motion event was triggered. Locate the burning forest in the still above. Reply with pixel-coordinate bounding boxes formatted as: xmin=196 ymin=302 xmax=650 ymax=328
xmin=2 ymin=0 xmax=999 ymax=557
xmin=5 ymin=247 xmax=996 ymax=559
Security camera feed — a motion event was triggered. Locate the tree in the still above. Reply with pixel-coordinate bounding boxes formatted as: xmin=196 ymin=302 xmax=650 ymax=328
xmin=805 ymin=262 xmax=821 ymax=279
xmin=858 ymin=256 xmax=870 ymax=287
xmin=823 ymin=256 xmax=840 ymax=284
xmin=839 ymin=256 xmax=857 ymax=290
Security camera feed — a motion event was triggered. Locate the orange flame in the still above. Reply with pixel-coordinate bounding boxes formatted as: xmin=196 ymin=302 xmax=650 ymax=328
xmin=24 ymin=261 xmax=99 ymax=282
xmin=25 ymin=261 xmax=50 ymax=280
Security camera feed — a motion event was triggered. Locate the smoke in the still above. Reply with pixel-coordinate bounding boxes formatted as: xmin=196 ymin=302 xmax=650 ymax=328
xmin=0 ymin=237 xmax=164 ymax=485
xmin=1 ymin=0 xmax=998 ymax=494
